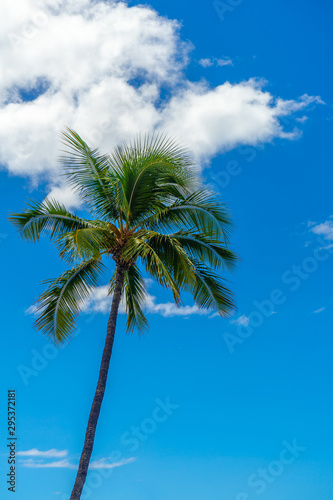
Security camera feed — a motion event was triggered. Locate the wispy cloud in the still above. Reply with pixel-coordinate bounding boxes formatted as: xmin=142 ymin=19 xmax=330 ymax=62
xmin=198 ymin=56 xmax=233 ymax=68
xmin=25 ymin=305 xmax=39 ymax=316
xmin=310 ymin=219 xmax=333 ymax=240
xmin=313 ymin=307 xmax=325 ymax=314
xmin=20 ymin=456 xmax=135 ymax=470
xmin=81 ymin=286 xmax=215 ymax=318
xmin=144 ymin=293 xmax=213 ymax=318
xmin=20 ymin=459 xmax=75 ymax=469
xmin=17 ymin=449 xmax=68 ymax=458
xmin=90 ymin=457 xmax=136 ymax=469
xmin=296 ymin=115 xmax=308 ymax=123
xmin=230 ymin=314 xmax=250 ymax=327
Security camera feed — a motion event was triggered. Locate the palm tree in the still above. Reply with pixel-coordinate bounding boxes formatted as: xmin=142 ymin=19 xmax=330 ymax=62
xmin=9 ymin=129 xmax=236 ymax=500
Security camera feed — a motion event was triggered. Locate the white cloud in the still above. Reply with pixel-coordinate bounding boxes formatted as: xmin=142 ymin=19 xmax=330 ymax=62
xmin=0 ymin=0 xmax=322 ymax=206
xmin=198 ymin=57 xmax=233 ymax=68
xmin=198 ymin=58 xmax=214 ymax=68
xmin=20 ymin=458 xmax=75 ymax=469
xmin=310 ymin=219 xmax=333 ymax=240
xmin=17 ymin=448 xmax=68 ymax=457
xmin=162 ymin=83 xmax=322 ymax=164
xmin=216 ymin=57 xmax=233 ymax=67
xmin=313 ymin=307 xmax=325 ymax=314
xmin=81 ymin=285 xmax=215 ymax=318
xmin=296 ymin=115 xmax=308 ymax=123
xmin=144 ymin=293 xmax=212 ymax=317
xmin=26 ymin=283 xmax=217 ymax=319
xmin=230 ymin=314 xmax=250 ymax=327
xmin=90 ymin=457 xmax=136 ymax=469
xmin=25 ymin=304 xmax=38 ymax=316
xmin=82 ymin=285 xmax=115 ymax=314
xmin=46 ymin=184 xmax=81 ymax=210
xmin=20 ymin=455 xmax=135 ymax=470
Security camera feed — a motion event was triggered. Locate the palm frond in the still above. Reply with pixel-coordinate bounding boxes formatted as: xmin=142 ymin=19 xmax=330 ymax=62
xmin=61 ymin=128 xmax=120 ymax=221
xmin=121 ymin=236 xmax=182 ymax=303
xmin=123 ymin=265 xmax=148 ymax=333
xmin=185 ymin=258 xmax=235 ymax=316
xmin=171 ymin=230 xmax=237 ymax=271
xmin=8 ymin=199 xmax=91 ymax=242
xmin=107 ymin=134 xmax=195 ymax=226
xmin=56 ymin=227 xmax=117 ymax=263
xmin=34 ymin=258 xmax=104 ymax=343
xmin=139 ymin=189 xmax=233 ymax=240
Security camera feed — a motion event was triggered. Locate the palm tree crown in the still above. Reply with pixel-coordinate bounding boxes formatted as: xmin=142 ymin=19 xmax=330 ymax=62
xmin=10 ymin=129 xmax=236 ymax=343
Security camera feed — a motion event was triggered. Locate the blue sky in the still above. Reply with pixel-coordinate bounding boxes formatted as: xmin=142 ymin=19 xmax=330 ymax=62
xmin=0 ymin=0 xmax=332 ymax=499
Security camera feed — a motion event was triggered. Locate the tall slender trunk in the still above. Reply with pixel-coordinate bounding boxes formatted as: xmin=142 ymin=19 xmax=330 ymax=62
xmin=70 ymin=265 xmax=125 ymax=500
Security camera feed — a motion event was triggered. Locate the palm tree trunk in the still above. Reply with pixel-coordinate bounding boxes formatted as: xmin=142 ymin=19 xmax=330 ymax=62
xmin=69 ymin=265 xmax=125 ymax=500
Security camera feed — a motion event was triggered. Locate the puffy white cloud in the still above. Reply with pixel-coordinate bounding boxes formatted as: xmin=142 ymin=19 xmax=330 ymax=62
xmin=162 ymin=84 xmax=322 ymax=163
xmin=46 ymin=183 xmax=81 ymax=209
xmin=0 ymin=0 xmax=322 ymax=206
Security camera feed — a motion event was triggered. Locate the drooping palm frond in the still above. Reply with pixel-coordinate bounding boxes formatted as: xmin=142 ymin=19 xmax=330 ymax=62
xmin=121 ymin=235 xmax=182 ymax=303
xmin=34 ymin=258 xmax=105 ymax=343
xmin=185 ymin=258 xmax=235 ymax=316
xmin=8 ymin=199 xmax=92 ymax=242
xmin=138 ymin=189 xmax=233 ymax=241
xmin=122 ymin=265 xmax=148 ymax=333
xmin=127 ymin=230 xmax=196 ymax=289
xmin=171 ymin=230 xmax=237 ymax=272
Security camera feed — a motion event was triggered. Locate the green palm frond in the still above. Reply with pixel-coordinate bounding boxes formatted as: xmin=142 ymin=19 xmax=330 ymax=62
xmin=9 ymin=199 xmax=91 ymax=242
xmin=56 ymin=227 xmax=117 ymax=263
xmin=130 ymin=230 xmax=196 ymax=288
xmin=61 ymin=128 xmax=120 ymax=221
xmin=187 ymin=259 xmax=235 ymax=316
xmin=107 ymin=134 xmax=195 ymax=225
xmin=34 ymin=258 xmax=104 ymax=343
xmin=139 ymin=189 xmax=232 ymax=241
xmin=171 ymin=230 xmax=237 ymax=271
xmin=122 ymin=236 xmax=182 ymax=303
xmin=123 ymin=265 xmax=148 ymax=333
xmin=10 ymin=128 xmax=237 ymax=338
